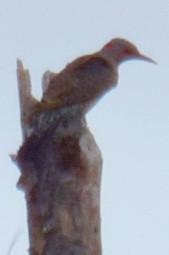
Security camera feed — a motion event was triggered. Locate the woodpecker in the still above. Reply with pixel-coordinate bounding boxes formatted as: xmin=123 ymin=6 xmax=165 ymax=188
xmin=42 ymin=38 xmax=155 ymax=112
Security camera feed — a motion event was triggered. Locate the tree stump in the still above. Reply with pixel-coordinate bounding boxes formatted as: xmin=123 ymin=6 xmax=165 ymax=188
xmin=14 ymin=60 xmax=102 ymax=255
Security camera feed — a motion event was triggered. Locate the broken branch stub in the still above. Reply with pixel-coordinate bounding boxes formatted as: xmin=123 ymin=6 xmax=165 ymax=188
xmin=16 ymin=60 xmax=103 ymax=255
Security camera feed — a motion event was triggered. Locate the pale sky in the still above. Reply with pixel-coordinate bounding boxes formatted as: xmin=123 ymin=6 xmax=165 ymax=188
xmin=0 ymin=1 xmax=169 ymax=255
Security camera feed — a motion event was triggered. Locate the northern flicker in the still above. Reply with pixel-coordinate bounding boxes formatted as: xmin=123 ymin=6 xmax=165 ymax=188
xmin=42 ymin=38 xmax=155 ymax=112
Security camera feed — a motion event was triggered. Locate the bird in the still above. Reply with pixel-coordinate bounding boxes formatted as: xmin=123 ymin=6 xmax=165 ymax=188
xmin=41 ymin=38 xmax=156 ymax=112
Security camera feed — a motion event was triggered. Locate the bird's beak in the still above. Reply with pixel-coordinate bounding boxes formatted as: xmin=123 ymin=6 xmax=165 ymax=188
xmin=136 ymin=54 xmax=157 ymax=64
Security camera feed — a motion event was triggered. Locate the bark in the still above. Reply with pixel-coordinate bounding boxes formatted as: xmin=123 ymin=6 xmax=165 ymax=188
xmin=14 ymin=60 xmax=103 ymax=255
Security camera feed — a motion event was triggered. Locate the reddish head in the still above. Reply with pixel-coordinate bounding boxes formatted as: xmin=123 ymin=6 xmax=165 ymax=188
xmin=101 ymin=38 xmax=156 ymax=65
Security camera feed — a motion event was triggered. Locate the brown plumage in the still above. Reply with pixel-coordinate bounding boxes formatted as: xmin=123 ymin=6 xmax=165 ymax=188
xmin=42 ymin=38 xmax=155 ymax=112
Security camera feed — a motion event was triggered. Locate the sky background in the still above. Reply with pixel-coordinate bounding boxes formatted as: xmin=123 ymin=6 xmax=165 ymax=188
xmin=0 ymin=1 xmax=169 ymax=255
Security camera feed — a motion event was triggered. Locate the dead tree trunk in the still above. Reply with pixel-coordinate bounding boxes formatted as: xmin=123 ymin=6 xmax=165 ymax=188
xmin=14 ymin=61 xmax=103 ymax=255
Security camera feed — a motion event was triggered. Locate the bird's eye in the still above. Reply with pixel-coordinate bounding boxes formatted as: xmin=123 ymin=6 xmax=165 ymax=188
xmin=124 ymin=48 xmax=131 ymax=55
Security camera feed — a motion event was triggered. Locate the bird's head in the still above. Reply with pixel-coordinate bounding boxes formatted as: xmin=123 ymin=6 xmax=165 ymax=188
xmin=101 ymin=38 xmax=156 ymax=65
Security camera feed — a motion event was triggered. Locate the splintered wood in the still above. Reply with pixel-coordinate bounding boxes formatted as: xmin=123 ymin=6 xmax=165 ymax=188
xmin=16 ymin=61 xmax=102 ymax=255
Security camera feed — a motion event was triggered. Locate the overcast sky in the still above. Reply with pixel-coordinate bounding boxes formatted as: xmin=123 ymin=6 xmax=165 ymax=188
xmin=0 ymin=1 xmax=169 ymax=255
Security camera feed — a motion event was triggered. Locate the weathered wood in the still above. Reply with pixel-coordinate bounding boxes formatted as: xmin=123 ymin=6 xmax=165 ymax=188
xmin=16 ymin=61 xmax=102 ymax=255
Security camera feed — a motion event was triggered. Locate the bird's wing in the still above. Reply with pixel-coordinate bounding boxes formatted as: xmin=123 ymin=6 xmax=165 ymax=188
xmin=42 ymin=55 xmax=113 ymax=109
xmin=73 ymin=55 xmax=111 ymax=73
